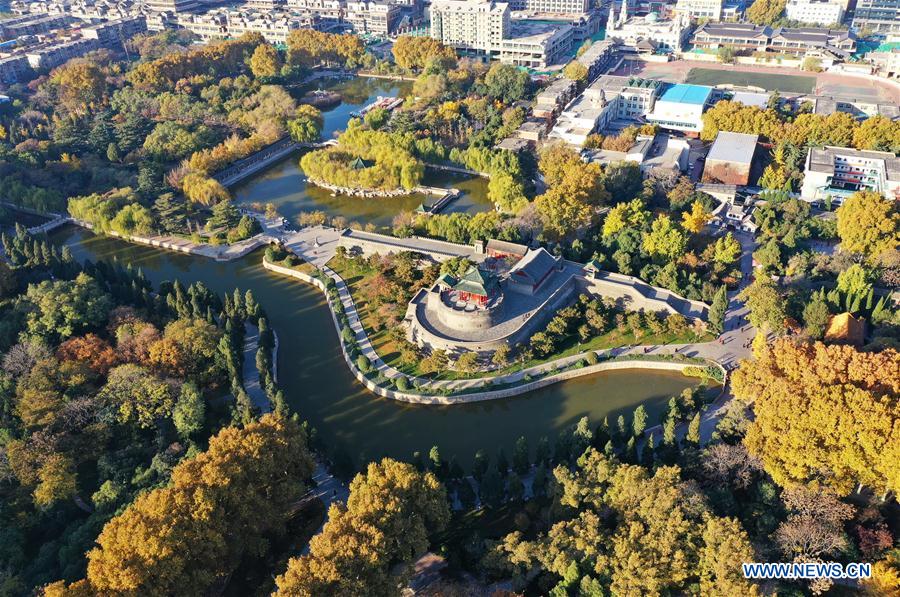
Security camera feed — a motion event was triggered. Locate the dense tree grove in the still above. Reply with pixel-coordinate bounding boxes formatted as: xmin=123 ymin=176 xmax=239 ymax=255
xmin=301 ymin=120 xmax=425 ymax=191
xmin=0 ymin=31 xmax=328 ymax=248
xmin=51 ymin=415 xmax=314 ymax=595
xmin=273 ymin=459 xmax=449 ymax=596
xmin=0 ymin=230 xmax=296 ymax=593
xmin=485 ymin=450 xmax=759 ymax=595
xmin=2 ymin=17 xmax=899 ymax=597
xmin=391 ymin=36 xmax=457 ymax=72
xmin=733 ymin=338 xmax=899 ymax=495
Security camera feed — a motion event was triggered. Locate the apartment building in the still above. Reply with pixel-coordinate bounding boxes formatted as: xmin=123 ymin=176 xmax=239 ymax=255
xmin=431 ymin=0 xmax=510 ymax=52
xmin=506 ymin=0 xmax=589 ymax=15
xmin=80 ymin=16 xmax=148 ymax=49
xmin=575 ymin=38 xmax=617 ymax=81
xmin=691 ymin=21 xmax=856 ymax=54
xmin=430 ymin=0 xmax=573 ymax=67
xmin=26 ymin=38 xmax=101 ymax=70
xmin=784 ymin=0 xmax=844 ymax=26
xmin=346 ymin=1 xmax=402 ymax=35
xmin=0 ymin=55 xmax=32 ymax=85
xmin=533 ymin=77 xmax=577 ymax=118
xmin=0 ymin=14 xmax=72 ymax=41
xmin=180 ymin=9 xmax=309 ymax=42
xmin=178 ymin=11 xmax=227 ymax=40
xmin=286 ymin=0 xmax=345 ymax=26
xmin=228 ymin=12 xmax=307 ymax=42
xmin=674 ymin=0 xmax=723 ymax=20
xmin=800 ymin=146 xmax=900 ymax=204
xmin=852 ymin=0 xmax=900 ymax=35
xmin=146 ymin=0 xmax=201 ymax=13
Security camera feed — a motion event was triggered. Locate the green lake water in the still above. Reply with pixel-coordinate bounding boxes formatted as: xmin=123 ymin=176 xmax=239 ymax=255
xmin=53 ymin=227 xmax=705 ymax=470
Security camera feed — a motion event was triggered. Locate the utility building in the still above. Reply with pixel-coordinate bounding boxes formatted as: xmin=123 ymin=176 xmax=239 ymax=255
xmin=702 ymin=131 xmax=758 ymax=186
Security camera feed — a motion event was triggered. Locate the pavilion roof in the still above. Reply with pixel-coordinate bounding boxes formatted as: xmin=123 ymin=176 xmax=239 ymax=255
xmin=453 ymin=266 xmax=498 ymax=297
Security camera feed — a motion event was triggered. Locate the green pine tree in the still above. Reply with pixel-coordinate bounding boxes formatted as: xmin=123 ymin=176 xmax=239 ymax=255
xmin=153 ymin=193 xmax=186 ymax=234
xmin=686 ymin=412 xmax=701 ymax=446
xmin=708 ymin=285 xmax=728 ymax=335
xmin=803 ymin=288 xmax=831 ymax=339
xmin=208 ymin=199 xmax=240 ymax=230
xmin=641 ymin=432 xmax=655 ymax=468
xmin=632 ymin=404 xmax=648 ymax=437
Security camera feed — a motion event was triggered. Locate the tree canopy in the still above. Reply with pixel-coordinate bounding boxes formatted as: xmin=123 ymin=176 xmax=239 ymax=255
xmin=487 ymin=450 xmax=760 ymax=595
xmin=58 ymin=415 xmax=314 ymax=595
xmin=733 ymin=339 xmax=900 ymax=495
xmin=836 ymin=191 xmax=899 ymax=264
xmin=273 ymin=459 xmax=449 ymax=596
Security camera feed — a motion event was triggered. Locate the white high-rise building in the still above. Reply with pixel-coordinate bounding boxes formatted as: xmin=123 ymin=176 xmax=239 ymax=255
xmin=430 ymin=0 xmax=574 ymax=67
xmin=430 ymin=0 xmax=510 ymax=52
xmin=785 ymin=0 xmax=844 ymax=26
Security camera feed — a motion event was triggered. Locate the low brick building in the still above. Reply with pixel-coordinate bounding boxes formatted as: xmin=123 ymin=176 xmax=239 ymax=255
xmin=702 ymin=131 xmax=758 ymax=186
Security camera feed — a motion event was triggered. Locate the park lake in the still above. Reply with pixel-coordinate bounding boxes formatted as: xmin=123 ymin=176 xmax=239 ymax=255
xmin=50 ymin=76 xmax=707 ymax=470
xmin=231 ymin=77 xmax=494 ymax=228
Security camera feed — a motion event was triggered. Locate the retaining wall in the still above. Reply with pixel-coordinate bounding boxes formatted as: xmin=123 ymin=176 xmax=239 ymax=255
xmin=338 ymin=229 xmax=480 ymax=263
xmin=262 ymin=258 xmax=722 ymax=405
xmin=68 ymin=219 xmax=272 ymax=262
xmin=577 ymin=266 xmax=710 ymax=320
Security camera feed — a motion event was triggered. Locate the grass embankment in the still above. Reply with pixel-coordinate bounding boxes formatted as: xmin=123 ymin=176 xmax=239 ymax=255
xmin=329 ymin=257 xmax=712 ymax=382
xmin=267 ymin=253 xmax=317 ymax=276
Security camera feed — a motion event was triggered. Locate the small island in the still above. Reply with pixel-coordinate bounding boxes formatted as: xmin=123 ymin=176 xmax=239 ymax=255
xmin=300 ymin=122 xmax=425 ymax=196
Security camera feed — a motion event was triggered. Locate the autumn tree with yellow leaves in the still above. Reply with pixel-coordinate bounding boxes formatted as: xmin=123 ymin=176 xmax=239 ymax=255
xmin=391 ymin=36 xmax=457 ymax=72
xmin=44 ymin=415 xmax=314 ymax=596
xmin=273 ymin=458 xmax=449 ymax=597
xmin=732 ymin=338 xmax=900 ymax=495
xmin=534 ymin=144 xmax=607 ymax=238
xmin=485 ymin=449 xmax=760 ymax=595
xmin=836 ymin=190 xmax=900 ymax=265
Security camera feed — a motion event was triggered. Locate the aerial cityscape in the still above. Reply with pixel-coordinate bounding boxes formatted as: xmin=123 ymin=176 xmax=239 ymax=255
xmin=0 ymin=0 xmax=897 ymax=592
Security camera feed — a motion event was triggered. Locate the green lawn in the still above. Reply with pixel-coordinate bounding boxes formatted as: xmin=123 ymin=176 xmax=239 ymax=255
xmin=685 ymin=68 xmax=816 ymax=93
xmin=330 ymin=258 xmax=711 ymax=382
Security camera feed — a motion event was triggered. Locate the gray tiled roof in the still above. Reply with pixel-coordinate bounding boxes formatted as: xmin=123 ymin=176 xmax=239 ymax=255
xmin=807 ymin=146 xmax=900 ymax=180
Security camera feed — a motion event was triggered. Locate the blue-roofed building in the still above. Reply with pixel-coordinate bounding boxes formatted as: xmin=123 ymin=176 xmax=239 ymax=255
xmin=645 ymin=83 xmax=715 ymax=134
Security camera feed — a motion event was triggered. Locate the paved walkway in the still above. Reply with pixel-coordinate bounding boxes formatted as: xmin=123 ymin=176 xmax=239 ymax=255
xmin=242 ymin=322 xmax=270 ymax=414
xmin=283 ymin=226 xmax=342 ymax=268
xmin=300 ymin=458 xmax=351 ymax=555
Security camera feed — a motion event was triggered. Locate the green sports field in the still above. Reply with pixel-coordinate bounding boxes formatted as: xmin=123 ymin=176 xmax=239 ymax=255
xmin=685 ymin=68 xmax=816 ymax=93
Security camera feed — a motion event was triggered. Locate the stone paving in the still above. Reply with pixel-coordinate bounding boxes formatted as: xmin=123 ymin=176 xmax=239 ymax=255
xmin=283 ymin=225 xmax=342 ymax=268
